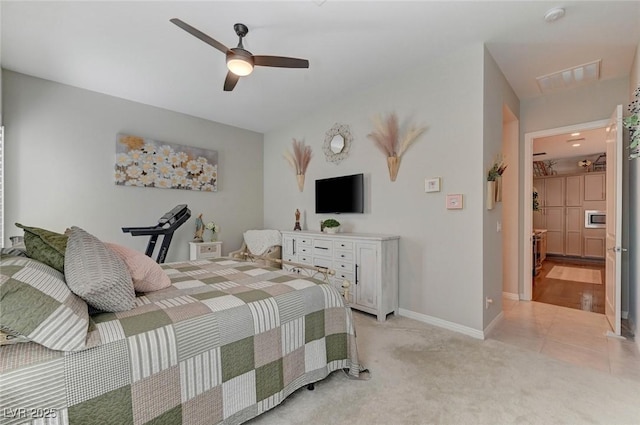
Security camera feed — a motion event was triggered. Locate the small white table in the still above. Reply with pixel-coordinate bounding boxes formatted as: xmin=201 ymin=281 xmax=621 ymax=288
xmin=189 ymin=241 xmax=223 ymax=261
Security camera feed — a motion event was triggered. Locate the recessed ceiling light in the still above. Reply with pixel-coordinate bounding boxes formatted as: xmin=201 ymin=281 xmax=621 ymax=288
xmin=544 ymin=7 xmax=566 ymax=23
xmin=572 ymin=143 xmax=581 ymax=147
xmin=571 ymin=132 xmax=580 ymax=137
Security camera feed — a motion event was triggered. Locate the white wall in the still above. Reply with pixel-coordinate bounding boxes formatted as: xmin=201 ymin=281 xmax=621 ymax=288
xmin=519 ymin=77 xmax=630 ymax=297
xmin=3 ymin=71 xmax=264 ymax=262
xmin=264 ymin=43 xmax=487 ymax=332
xmin=482 ymin=47 xmax=520 ymax=328
xmin=628 ymin=41 xmax=640 ymax=339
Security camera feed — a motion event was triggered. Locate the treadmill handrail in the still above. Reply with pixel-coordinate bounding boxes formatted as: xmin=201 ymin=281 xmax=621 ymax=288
xmin=122 ymin=205 xmax=191 ymax=263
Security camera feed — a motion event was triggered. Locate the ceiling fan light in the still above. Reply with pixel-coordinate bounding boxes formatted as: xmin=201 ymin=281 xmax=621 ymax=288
xmin=227 ymin=58 xmax=253 ymax=76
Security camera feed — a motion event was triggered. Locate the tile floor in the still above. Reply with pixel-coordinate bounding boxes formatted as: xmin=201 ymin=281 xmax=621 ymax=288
xmin=490 ymin=297 xmax=640 ymax=381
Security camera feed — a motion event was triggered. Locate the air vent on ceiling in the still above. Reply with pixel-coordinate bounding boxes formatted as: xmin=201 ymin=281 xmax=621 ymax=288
xmin=536 ymin=60 xmax=600 ymax=94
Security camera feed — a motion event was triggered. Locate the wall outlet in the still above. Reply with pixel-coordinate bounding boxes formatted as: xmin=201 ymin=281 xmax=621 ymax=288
xmin=496 ymin=221 xmax=502 ymax=232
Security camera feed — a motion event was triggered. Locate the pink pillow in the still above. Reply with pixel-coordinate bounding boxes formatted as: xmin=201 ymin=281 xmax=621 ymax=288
xmin=105 ymin=243 xmax=171 ymax=293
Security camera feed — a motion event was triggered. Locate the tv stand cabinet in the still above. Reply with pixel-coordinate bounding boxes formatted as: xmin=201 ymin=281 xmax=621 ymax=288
xmin=280 ymin=231 xmax=399 ymax=321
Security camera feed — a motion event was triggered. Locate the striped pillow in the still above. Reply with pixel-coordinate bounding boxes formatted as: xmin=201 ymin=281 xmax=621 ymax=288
xmin=64 ymin=227 xmax=135 ymax=312
xmin=0 ymin=256 xmax=90 ymax=351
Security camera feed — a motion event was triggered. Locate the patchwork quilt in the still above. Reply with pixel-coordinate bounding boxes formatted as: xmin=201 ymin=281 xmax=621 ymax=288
xmin=0 ymin=258 xmax=360 ymax=425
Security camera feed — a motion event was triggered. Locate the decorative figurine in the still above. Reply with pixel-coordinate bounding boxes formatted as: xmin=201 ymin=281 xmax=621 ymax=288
xmin=294 ymin=209 xmax=302 ymax=231
xmin=194 ymin=214 xmax=204 ymax=241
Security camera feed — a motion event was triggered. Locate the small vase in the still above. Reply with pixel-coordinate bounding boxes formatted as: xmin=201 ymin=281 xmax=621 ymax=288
xmin=325 ymin=226 xmax=339 ymax=234
xmin=296 ymin=174 xmax=305 ymax=192
xmin=495 ymin=176 xmax=502 ymax=202
xmin=487 ymin=181 xmax=496 ymax=210
xmin=387 ymin=156 xmax=400 ymax=182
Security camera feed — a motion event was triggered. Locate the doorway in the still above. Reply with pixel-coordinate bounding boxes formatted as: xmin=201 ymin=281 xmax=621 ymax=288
xmin=530 ymin=126 xmax=608 ymax=314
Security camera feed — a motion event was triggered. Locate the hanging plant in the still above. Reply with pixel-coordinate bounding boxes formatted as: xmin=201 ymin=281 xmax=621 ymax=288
xmin=623 ymin=85 xmax=639 ymax=160
xmin=367 ymin=112 xmax=427 ymax=181
xmin=283 ymin=138 xmax=312 ymax=191
xmin=487 ymin=156 xmax=508 ymax=181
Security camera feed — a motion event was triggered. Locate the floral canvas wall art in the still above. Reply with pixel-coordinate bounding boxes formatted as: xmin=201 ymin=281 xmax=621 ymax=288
xmin=115 ymin=134 xmax=218 ymax=192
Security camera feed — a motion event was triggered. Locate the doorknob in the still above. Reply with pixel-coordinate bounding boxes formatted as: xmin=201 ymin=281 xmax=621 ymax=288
xmin=607 ymin=246 xmax=628 ymax=252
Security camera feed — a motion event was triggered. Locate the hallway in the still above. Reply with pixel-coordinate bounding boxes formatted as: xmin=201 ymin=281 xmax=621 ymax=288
xmin=491 ymin=297 xmax=640 ymax=381
xmin=532 ymin=257 xmax=605 ymax=314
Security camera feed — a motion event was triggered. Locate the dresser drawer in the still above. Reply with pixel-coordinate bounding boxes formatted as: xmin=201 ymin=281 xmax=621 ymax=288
xmin=298 ymin=245 xmax=312 ymax=255
xmin=334 ymin=250 xmax=353 ymax=261
xmin=298 ymin=255 xmax=313 ymax=265
xmin=334 ymin=261 xmax=354 ymax=272
xmin=313 ymin=257 xmax=332 ymax=269
xmin=199 ymin=244 xmax=220 ymax=255
xmin=297 ymin=237 xmax=312 ymax=246
xmin=334 ymin=240 xmax=353 ymax=251
xmin=313 ymin=238 xmax=333 ymax=257
xmin=333 ymin=270 xmax=354 ymax=282
xmin=283 ymin=255 xmax=297 ymax=263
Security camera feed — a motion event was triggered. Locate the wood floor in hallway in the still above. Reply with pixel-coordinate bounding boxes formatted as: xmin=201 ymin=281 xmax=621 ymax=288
xmin=532 ymin=257 xmax=605 ymax=314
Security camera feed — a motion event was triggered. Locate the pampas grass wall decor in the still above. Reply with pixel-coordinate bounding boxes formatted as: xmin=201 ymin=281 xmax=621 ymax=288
xmin=367 ymin=113 xmax=426 ymax=181
xmin=283 ymin=138 xmax=312 ymax=191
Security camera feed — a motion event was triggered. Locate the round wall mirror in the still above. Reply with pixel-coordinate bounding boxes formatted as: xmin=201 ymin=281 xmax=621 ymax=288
xmin=323 ymin=123 xmax=353 ymax=164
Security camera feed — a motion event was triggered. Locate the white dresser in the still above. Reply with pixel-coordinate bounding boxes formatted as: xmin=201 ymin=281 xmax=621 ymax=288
xmin=280 ymin=230 xmax=399 ymax=321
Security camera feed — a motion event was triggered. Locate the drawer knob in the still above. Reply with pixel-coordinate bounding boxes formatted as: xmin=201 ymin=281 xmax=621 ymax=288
xmin=341 ymin=265 xmax=345 ymax=268
xmin=341 ymin=254 xmax=345 ymax=257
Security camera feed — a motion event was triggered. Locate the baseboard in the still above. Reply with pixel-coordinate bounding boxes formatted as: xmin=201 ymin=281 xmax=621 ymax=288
xmin=502 ymin=292 xmax=519 ymax=301
xmin=622 ymin=310 xmax=629 ymax=320
xmin=398 ymin=308 xmax=485 ymax=340
xmin=483 ymin=311 xmax=504 ymax=338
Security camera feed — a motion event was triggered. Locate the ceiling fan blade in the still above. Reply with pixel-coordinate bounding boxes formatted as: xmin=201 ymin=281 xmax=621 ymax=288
xmin=253 ymin=55 xmax=309 ymax=69
xmin=224 ymin=71 xmax=240 ymax=92
xmin=170 ymin=18 xmax=229 ymax=54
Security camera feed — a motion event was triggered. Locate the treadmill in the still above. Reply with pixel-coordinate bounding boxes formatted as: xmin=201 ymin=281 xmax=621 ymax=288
xmin=122 ymin=204 xmax=191 ymax=263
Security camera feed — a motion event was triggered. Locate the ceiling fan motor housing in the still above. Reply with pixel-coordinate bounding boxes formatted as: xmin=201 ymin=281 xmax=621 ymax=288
xmin=233 ymin=23 xmax=249 ymax=38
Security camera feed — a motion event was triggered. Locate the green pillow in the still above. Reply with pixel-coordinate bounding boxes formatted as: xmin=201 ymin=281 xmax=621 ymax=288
xmin=0 ymin=255 xmax=90 ymax=351
xmin=15 ymin=223 xmax=68 ymax=273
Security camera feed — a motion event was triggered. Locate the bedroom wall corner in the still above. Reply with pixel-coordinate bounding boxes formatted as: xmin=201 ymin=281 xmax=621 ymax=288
xmin=482 ymin=46 xmax=520 ymax=329
xmin=3 ymin=71 xmax=264 ymax=262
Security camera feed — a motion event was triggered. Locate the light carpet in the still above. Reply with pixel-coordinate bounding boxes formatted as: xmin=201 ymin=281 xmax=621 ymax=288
xmin=546 ymin=265 xmax=602 ymax=284
xmin=247 ymin=312 xmax=639 ymax=425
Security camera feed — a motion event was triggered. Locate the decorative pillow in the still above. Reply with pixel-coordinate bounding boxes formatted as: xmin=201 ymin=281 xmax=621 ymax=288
xmin=64 ymin=227 xmax=135 ymax=312
xmin=15 ymin=223 xmax=68 ymax=273
xmin=0 ymin=256 xmax=90 ymax=351
xmin=1 ymin=246 xmax=28 ymax=258
xmin=105 ymin=242 xmax=171 ymax=293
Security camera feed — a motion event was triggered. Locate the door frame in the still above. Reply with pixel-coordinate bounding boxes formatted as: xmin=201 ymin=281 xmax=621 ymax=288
xmin=522 ymin=118 xmax=609 ymax=301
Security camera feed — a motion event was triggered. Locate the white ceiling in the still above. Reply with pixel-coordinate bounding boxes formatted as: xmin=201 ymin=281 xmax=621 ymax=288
xmin=1 ymin=1 xmax=639 ymax=134
xmin=533 ymin=127 xmax=607 ymax=160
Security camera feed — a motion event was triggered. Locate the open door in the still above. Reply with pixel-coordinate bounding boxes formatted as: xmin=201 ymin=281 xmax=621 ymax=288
xmin=605 ymin=105 xmax=623 ymax=335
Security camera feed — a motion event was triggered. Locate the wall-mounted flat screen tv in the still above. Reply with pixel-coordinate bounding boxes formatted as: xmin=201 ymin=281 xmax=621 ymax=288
xmin=315 ymin=173 xmax=364 ymax=214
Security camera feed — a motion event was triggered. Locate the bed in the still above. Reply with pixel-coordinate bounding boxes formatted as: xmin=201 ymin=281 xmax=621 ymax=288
xmin=0 ymin=248 xmax=361 ymax=425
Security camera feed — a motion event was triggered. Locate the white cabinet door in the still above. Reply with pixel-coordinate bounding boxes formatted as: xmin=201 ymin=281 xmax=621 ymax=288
xmin=355 ymin=243 xmax=378 ymax=311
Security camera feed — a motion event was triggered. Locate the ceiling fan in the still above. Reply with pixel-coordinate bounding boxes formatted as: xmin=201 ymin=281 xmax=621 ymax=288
xmin=170 ymin=19 xmax=310 ymax=92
